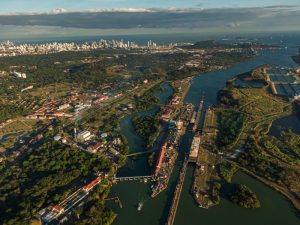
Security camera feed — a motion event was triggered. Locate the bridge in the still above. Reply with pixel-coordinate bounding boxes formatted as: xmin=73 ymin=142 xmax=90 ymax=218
xmin=126 ymin=150 xmax=156 ymax=157
xmin=113 ymin=175 xmax=154 ymax=182
xmin=165 ymin=158 xmax=189 ymax=225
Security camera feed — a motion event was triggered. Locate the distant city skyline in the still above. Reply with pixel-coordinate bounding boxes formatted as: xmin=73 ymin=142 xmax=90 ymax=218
xmin=0 ymin=0 xmax=300 ymax=14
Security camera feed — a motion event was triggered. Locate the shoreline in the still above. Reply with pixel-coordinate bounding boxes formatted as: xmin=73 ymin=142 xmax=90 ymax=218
xmin=227 ymin=159 xmax=300 ymax=212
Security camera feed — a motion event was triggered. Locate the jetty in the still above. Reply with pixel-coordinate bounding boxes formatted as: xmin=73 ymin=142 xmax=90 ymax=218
xmin=192 ymin=96 xmax=204 ymax=132
xmin=165 ymin=157 xmax=189 ymax=225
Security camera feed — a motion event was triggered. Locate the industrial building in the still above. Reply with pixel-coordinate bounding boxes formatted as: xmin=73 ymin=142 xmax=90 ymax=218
xmin=189 ymin=135 xmax=201 ymax=162
xmin=38 ymin=176 xmax=103 ymax=224
xmin=77 ymin=130 xmax=93 ymax=142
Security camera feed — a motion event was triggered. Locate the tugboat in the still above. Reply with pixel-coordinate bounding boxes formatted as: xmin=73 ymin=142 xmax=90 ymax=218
xmin=137 ymin=201 xmax=143 ymax=211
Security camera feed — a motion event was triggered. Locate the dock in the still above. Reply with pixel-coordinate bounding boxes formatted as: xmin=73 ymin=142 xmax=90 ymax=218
xmin=165 ymin=157 xmax=189 ymax=225
xmin=192 ymin=96 xmax=204 ymax=132
xmin=105 ymin=196 xmax=123 ymax=208
xmin=113 ymin=175 xmax=154 ymax=182
xmin=191 ymin=107 xmax=218 ymax=208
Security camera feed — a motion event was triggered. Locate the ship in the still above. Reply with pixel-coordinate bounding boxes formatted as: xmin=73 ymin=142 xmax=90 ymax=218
xmin=190 ymin=111 xmax=197 ymax=124
xmin=137 ymin=201 xmax=143 ymax=211
xmin=192 ymin=96 xmax=205 ymax=132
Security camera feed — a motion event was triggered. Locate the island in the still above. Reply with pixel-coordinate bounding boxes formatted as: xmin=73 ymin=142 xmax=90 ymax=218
xmin=230 ymin=184 xmax=261 ymax=209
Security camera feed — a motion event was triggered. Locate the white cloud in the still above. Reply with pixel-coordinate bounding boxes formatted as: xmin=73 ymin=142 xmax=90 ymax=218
xmin=227 ymin=22 xmax=241 ymax=28
xmin=49 ymin=8 xmax=67 ymax=14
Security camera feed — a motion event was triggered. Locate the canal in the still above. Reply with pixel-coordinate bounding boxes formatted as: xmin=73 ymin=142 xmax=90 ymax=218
xmin=107 ymin=40 xmax=300 ymax=225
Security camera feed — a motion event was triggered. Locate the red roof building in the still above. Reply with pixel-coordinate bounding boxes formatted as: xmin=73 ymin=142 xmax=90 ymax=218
xmin=82 ymin=176 xmax=102 ymax=192
xmin=154 ymin=143 xmax=167 ymax=177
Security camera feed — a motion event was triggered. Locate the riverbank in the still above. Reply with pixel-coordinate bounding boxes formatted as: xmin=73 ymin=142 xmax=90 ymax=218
xmin=213 ymin=67 xmax=300 ymax=213
xmin=108 ymin=40 xmax=300 ymax=225
xmin=226 ymin=159 xmax=300 ymax=211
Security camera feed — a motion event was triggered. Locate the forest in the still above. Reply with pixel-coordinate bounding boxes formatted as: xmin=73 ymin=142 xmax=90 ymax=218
xmin=216 ymin=110 xmax=247 ymax=151
xmin=132 ymin=115 xmax=160 ymax=147
xmin=135 ymin=87 xmax=160 ymax=111
xmin=230 ymin=184 xmax=261 ymax=209
xmin=0 ymin=141 xmax=112 ymax=225
xmin=218 ymin=162 xmax=238 ymax=183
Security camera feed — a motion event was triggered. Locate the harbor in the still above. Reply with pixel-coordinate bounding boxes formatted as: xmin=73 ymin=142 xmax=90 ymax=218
xmin=191 ymin=96 xmax=204 ymax=132
xmin=151 ymin=102 xmax=195 ymax=198
xmin=107 ymin=39 xmax=300 ymax=225
xmin=165 ymin=157 xmax=189 ymax=225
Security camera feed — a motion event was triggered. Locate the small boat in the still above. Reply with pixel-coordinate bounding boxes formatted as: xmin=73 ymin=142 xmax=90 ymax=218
xmin=137 ymin=201 xmax=143 ymax=211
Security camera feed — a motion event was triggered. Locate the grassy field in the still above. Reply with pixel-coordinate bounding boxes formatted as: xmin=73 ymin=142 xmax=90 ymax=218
xmin=217 ymin=86 xmax=292 ymax=151
xmin=0 ymin=119 xmax=39 ymax=148
xmin=216 ymin=80 xmax=300 ymax=210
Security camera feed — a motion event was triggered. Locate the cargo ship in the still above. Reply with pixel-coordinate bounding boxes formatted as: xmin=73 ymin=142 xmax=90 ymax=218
xmin=151 ymin=104 xmax=195 ymax=197
xmin=192 ymin=96 xmax=204 ymax=132
xmin=190 ymin=111 xmax=197 ymax=124
xmin=151 ymin=141 xmax=178 ymax=198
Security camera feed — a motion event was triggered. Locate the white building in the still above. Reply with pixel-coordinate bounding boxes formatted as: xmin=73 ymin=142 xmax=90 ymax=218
xmin=58 ymin=103 xmax=70 ymax=111
xmin=54 ymin=135 xmax=62 ymax=141
xmin=11 ymin=72 xmax=26 ymax=79
xmin=77 ymin=130 xmax=93 ymax=142
xmin=189 ymin=135 xmax=201 ymax=162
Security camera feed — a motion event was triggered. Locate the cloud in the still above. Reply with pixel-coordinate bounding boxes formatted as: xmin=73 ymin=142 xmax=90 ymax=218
xmin=227 ymin=22 xmax=241 ymax=28
xmin=0 ymin=6 xmax=299 ymax=32
xmin=49 ymin=8 xmax=67 ymax=14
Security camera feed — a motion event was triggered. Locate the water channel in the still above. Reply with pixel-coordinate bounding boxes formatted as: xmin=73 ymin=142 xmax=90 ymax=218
xmin=107 ymin=39 xmax=300 ymax=225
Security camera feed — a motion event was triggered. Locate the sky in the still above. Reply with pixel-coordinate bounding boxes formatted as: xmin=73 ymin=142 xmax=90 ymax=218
xmin=0 ymin=0 xmax=300 ymax=40
xmin=0 ymin=0 xmax=300 ymax=13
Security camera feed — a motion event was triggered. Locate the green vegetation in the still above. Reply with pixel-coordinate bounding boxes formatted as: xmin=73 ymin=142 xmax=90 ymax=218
xmin=0 ymin=50 xmax=131 ymax=89
xmin=262 ymin=130 xmax=300 ymax=164
xmin=0 ymin=43 xmax=252 ymax=125
xmin=238 ymin=136 xmax=282 ymax=181
xmin=76 ymin=203 xmax=116 ymax=225
xmin=217 ymin=89 xmax=240 ymax=106
xmin=0 ymin=103 xmax=31 ymax=123
xmin=135 ymin=88 xmax=159 ymax=111
xmin=0 ymin=141 xmax=112 ymax=225
xmin=219 ymin=162 xmax=238 ymax=183
xmin=216 ymin=110 xmax=247 ymax=150
xmin=214 ymin=70 xmax=300 ymax=210
xmin=74 ymin=181 xmax=116 ymax=225
xmin=211 ymin=182 xmax=221 ymax=204
xmin=101 ymin=113 xmax=121 ymax=132
xmin=230 ymin=184 xmax=261 ymax=209
xmin=238 ymin=136 xmax=300 ymax=190
xmin=132 ymin=115 xmax=160 ymax=147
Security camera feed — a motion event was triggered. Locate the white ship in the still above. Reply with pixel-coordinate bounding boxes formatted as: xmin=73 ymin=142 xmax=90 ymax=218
xmin=137 ymin=201 xmax=143 ymax=211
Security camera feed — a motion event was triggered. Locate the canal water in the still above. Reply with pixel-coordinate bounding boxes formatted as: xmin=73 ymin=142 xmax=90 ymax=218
xmin=108 ymin=37 xmax=300 ymax=225
xmin=117 ymin=82 xmax=173 ymax=177
xmin=269 ymin=115 xmax=300 ymax=137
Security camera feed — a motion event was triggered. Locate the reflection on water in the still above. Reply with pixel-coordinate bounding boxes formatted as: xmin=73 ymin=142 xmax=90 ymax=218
xmin=269 ymin=115 xmax=300 ymax=137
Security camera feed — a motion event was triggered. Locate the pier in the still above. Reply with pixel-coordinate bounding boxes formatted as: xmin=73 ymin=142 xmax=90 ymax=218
xmin=113 ymin=175 xmax=154 ymax=182
xmin=193 ymin=96 xmax=204 ymax=131
xmin=165 ymin=158 xmax=189 ymax=225
xmin=105 ymin=196 xmax=123 ymax=208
